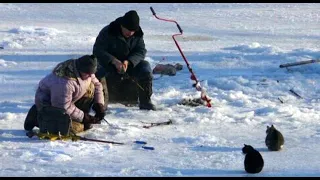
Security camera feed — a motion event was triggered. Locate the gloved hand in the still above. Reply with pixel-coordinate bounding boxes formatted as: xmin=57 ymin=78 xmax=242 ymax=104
xmin=83 ymin=113 xmax=100 ymax=124
xmin=92 ymin=103 xmax=106 ymax=120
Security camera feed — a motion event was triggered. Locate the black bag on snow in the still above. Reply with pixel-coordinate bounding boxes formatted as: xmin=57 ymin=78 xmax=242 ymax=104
xmin=37 ymin=106 xmax=71 ymax=136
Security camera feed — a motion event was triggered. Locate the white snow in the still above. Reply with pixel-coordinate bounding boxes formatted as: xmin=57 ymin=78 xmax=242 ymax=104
xmin=0 ymin=3 xmax=320 ymax=177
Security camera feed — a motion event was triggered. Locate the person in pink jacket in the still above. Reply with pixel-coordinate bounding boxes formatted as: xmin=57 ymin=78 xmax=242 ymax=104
xmin=24 ymin=55 xmax=105 ymax=135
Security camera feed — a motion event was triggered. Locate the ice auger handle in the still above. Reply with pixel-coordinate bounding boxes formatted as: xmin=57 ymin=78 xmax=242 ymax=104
xmin=150 ymin=7 xmax=156 ymax=16
xmin=176 ymin=24 xmax=183 ymax=34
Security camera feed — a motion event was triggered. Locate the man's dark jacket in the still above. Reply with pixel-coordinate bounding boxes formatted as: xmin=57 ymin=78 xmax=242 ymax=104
xmin=93 ymin=17 xmax=146 ymax=71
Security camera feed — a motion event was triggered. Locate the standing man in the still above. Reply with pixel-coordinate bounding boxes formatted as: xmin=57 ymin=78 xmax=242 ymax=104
xmin=93 ymin=10 xmax=156 ymax=111
xmin=24 ymin=55 xmax=106 ymax=135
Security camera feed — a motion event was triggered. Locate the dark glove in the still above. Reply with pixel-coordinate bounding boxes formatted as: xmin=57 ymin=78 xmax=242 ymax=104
xmin=83 ymin=113 xmax=100 ymax=124
xmin=92 ymin=103 xmax=106 ymax=120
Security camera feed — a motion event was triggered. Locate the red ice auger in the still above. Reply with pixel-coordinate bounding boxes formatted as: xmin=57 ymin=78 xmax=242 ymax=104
xmin=150 ymin=7 xmax=212 ymax=108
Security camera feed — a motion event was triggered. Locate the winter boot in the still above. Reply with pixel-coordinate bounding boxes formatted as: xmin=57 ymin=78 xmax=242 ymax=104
xmin=24 ymin=104 xmax=39 ymax=131
xmin=138 ymin=80 xmax=156 ymax=111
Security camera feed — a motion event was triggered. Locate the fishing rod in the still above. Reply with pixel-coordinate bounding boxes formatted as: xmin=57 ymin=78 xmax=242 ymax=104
xmin=150 ymin=7 xmax=212 ymax=107
xmin=118 ymin=67 xmax=145 ymax=92
xmin=26 ymin=130 xmax=125 ymax=145
xmin=26 ymin=130 xmax=155 ymax=150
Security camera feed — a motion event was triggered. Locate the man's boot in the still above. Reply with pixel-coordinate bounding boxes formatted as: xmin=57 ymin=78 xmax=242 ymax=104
xmin=24 ymin=104 xmax=39 ymax=131
xmin=138 ymin=80 xmax=156 ymax=111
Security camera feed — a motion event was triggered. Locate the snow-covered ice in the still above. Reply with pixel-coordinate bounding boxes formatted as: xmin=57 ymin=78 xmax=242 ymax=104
xmin=0 ymin=3 xmax=320 ymax=177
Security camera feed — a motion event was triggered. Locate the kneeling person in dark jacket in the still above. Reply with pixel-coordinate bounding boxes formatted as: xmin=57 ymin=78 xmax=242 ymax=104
xmin=24 ymin=55 xmax=106 ymax=135
xmin=93 ymin=10 xmax=156 ymax=111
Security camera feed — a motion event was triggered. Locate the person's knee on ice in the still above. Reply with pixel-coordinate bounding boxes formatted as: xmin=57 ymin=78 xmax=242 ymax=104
xmin=24 ymin=104 xmax=39 ymax=131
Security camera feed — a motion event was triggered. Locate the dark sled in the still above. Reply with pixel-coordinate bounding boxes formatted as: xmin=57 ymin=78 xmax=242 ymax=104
xmin=106 ymin=74 xmax=139 ymax=106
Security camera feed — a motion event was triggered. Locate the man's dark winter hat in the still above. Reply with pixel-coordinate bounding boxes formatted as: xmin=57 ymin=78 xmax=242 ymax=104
xmin=76 ymin=55 xmax=97 ymax=74
xmin=121 ymin=10 xmax=140 ymax=31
